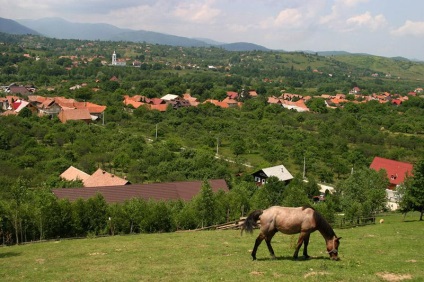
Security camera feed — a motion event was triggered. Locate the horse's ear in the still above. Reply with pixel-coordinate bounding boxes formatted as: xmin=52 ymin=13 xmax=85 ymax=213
xmin=336 ymin=237 xmax=342 ymax=241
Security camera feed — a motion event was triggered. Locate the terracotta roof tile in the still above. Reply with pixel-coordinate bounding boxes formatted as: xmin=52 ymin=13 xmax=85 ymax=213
xmin=60 ymin=166 xmax=90 ymax=182
xmin=83 ymin=168 xmax=130 ymax=187
xmin=58 ymin=108 xmax=92 ymax=123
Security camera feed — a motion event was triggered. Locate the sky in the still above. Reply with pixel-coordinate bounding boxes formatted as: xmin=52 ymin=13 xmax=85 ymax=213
xmin=1 ymin=0 xmax=424 ymax=60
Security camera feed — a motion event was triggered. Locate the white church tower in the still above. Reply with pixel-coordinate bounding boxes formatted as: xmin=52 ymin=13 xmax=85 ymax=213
xmin=112 ymin=51 xmax=117 ymax=65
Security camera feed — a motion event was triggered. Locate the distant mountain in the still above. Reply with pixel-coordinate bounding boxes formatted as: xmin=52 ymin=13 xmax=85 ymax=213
xmin=15 ymin=17 xmax=213 ymax=47
xmin=17 ymin=17 xmax=132 ymax=40
xmin=0 ymin=17 xmax=40 ymax=35
xmin=14 ymin=17 xmax=270 ymax=50
xmin=219 ymin=42 xmax=270 ymax=52
xmin=194 ymin=38 xmax=226 ymax=45
xmin=109 ymin=30 xmax=209 ymax=47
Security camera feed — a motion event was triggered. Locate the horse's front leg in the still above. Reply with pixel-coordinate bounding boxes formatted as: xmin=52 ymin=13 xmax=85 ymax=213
xmin=293 ymin=232 xmax=306 ymax=260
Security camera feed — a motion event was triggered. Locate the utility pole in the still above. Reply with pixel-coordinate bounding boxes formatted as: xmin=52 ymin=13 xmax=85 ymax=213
xmin=216 ymin=137 xmax=219 ymax=155
xmin=155 ymin=124 xmax=158 ymax=140
xmin=303 ymin=156 xmax=306 ymax=179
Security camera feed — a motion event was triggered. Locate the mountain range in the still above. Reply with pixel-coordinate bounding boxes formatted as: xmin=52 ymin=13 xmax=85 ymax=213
xmin=0 ymin=16 xmax=417 ymax=60
xmin=0 ymin=17 xmax=269 ymax=52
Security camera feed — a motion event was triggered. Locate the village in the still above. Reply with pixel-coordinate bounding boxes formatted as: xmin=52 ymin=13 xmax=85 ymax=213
xmin=1 ymin=81 xmax=422 ymax=122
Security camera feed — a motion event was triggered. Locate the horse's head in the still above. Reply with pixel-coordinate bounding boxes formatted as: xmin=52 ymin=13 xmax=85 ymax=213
xmin=326 ymin=236 xmax=341 ymax=260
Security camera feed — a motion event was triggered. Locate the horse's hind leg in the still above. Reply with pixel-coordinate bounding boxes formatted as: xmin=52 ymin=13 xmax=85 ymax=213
xmin=251 ymin=233 xmax=265 ymax=260
xmin=265 ymin=230 xmax=277 ymax=259
xmin=302 ymin=233 xmax=311 ymax=259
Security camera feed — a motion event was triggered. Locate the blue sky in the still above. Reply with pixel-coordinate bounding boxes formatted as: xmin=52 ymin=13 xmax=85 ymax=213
xmin=1 ymin=0 xmax=424 ymax=60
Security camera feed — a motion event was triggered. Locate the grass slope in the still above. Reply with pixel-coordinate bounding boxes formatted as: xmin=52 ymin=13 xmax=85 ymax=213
xmin=333 ymin=55 xmax=424 ymax=80
xmin=0 ymin=213 xmax=423 ymax=281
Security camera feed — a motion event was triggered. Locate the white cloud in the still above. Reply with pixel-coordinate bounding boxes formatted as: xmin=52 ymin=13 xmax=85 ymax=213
xmin=274 ymin=8 xmax=303 ymax=28
xmin=392 ymin=20 xmax=424 ymax=37
xmin=339 ymin=0 xmax=369 ymax=7
xmin=173 ymin=1 xmax=221 ymax=23
xmin=346 ymin=12 xmax=387 ymax=31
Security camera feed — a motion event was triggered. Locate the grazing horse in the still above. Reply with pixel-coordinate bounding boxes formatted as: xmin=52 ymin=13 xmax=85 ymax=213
xmin=241 ymin=206 xmax=341 ymax=260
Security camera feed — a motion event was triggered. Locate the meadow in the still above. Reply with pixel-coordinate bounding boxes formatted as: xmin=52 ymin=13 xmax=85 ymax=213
xmin=0 ymin=213 xmax=423 ymax=282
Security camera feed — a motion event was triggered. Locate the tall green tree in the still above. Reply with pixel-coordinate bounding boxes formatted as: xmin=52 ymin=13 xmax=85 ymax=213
xmin=196 ymin=180 xmax=216 ymax=227
xmin=4 ymin=177 xmax=31 ymax=244
xmin=338 ymin=168 xmax=388 ymax=221
xmin=398 ymin=159 xmax=424 ymax=220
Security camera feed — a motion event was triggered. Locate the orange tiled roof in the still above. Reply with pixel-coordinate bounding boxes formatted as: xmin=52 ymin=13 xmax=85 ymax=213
xmin=58 ymin=108 xmax=92 ymax=123
xmin=150 ymin=104 xmax=168 ymax=111
xmin=60 ymin=166 xmax=90 ymax=182
xmin=83 ymin=168 xmax=129 ymax=187
xmin=267 ymin=96 xmax=281 ymax=104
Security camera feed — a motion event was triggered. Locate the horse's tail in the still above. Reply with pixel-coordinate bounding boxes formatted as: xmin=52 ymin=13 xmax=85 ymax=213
xmin=241 ymin=210 xmax=263 ymax=234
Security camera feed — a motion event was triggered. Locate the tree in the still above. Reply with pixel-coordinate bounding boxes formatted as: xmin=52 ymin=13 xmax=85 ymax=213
xmin=306 ymin=98 xmax=328 ymax=113
xmin=5 ymin=177 xmax=30 ymax=244
xmin=231 ymin=138 xmax=246 ymax=157
xmin=18 ymin=107 xmax=33 ymax=118
xmin=196 ymin=180 xmax=216 ymax=227
xmin=398 ymin=159 xmax=424 ymax=220
xmin=338 ymin=168 xmax=388 ymax=221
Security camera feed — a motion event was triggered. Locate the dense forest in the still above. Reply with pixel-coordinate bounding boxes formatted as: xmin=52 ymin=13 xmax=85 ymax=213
xmin=0 ymin=33 xmax=423 ymax=244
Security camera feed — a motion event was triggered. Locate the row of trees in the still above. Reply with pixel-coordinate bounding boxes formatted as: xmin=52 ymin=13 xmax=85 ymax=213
xmin=1 ymin=166 xmax=400 ymax=245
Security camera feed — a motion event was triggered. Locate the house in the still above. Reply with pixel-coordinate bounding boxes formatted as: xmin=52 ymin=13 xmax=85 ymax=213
xmin=58 ymin=108 xmax=92 ymax=123
xmin=349 ymin=87 xmax=361 ymax=94
xmin=248 ymin=90 xmax=258 ymax=98
xmin=28 ymin=96 xmax=62 ymax=116
xmin=222 ymin=97 xmax=238 ymax=108
xmin=281 ymin=100 xmax=309 ymax=112
xmin=267 ymin=96 xmax=282 ymax=105
xmin=369 ymin=157 xmax=413 ymax=190
xmin=0 ymin=96 xmax=16 ymax=110
xmin=60 ymin=166 xmax=90 ymax=182
xmin=74 ymin=101 xmax=106 ymax=120
xmin=183 ymin=93 xmax=199 ymax=106
xmin=226 ymin=91 xmax=238 ymax=100
xmin=6 ymin=84 xmax=32 ymax=96
xmin=203 ymin=99 xmax=229 ymax=108
xmin=52 ymin=179 xmax=229 ymax=203
xmin=83 ymin=168 xmax=130 ymax=187
xmin=161 ymin=94 xmax=179 ymax=101
xmin=252 ymin=164 xmax=294 ymax=185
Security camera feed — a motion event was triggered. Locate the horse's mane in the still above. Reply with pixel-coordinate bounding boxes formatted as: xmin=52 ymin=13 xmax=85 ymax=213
xmin=313 ymin=209 xmax=336 ymax=238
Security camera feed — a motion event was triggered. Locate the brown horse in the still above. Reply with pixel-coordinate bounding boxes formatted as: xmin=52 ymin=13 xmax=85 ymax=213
xmin=241 ymin=206 xmax=341 ymax=260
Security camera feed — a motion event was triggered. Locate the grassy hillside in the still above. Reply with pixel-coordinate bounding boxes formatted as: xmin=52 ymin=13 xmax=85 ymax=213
xmin=332 ymin=54 xmax=424 ymax=81
xmin=1 ymin=213 xmax=423 ymax=281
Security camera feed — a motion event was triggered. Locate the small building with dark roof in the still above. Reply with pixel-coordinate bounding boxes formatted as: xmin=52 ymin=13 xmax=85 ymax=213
xmin=52 ymin=179 xmax=229 ymax=203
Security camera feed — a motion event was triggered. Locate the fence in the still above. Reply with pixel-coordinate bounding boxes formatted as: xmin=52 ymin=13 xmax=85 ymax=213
xmin=333 ymin=216 xmax=376 ymax=229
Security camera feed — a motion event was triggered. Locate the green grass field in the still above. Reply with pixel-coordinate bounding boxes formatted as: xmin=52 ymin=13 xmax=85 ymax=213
xmin=1 ymin=213 xmax=423 ymax=281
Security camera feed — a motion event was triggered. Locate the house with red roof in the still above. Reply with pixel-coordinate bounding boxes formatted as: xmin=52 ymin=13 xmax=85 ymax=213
xmin=226 ymin=91 xmax=238 ymax=100
xmin=369 ymin=157 xmax=413 ymax=190
xmin=58 ymin=108 xmax=92 ymax=123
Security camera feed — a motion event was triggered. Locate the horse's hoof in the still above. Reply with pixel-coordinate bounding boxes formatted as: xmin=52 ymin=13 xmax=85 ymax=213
xmin=303 ymin=255 xmax=310 ymax=260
